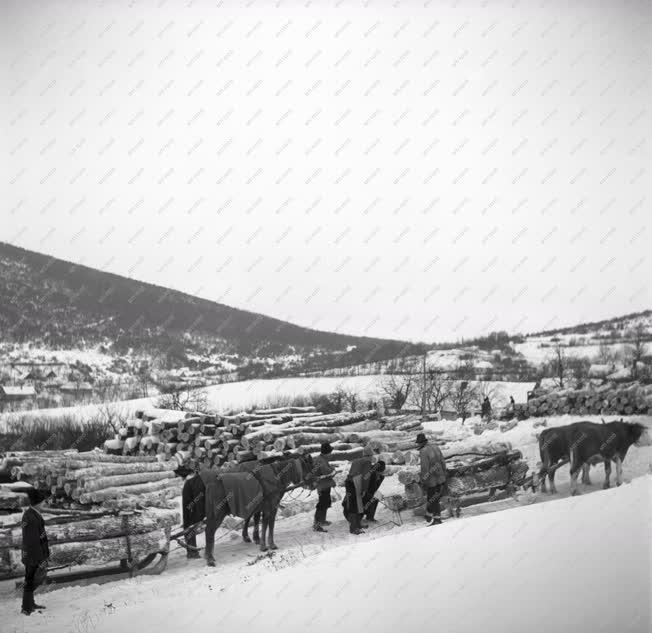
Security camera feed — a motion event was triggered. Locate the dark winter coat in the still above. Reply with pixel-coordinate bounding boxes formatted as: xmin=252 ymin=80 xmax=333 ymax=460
xmin=365 ymin=461 xmax=386 ymax=499
xmin=419 ymin=443 xmax=447 ymax=487
xmin=21 ymin=507 xmax=49 ymax=566
xmin=346 ymin=456 xmax=374 ymax=513
xmin=312 ymin=454 xmax=335 ymax=491
xmin=182 ymin=474 xmax=206 ymax=527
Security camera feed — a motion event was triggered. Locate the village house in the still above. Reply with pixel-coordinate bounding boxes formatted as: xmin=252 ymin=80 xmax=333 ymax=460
xmin=0 ymin=385 xmax=36 ymax=402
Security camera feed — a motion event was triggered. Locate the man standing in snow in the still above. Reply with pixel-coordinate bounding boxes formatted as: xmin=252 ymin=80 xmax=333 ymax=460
xmin=416 ymin=433 xmax=447 ymax=526
xmin=21 ymin=488 xmax=50 ymax=615
xmin=312 ymin=442 xmax=335 ymax=532
xmin=343 ymin=445 xmax=374 ymax=534
xmin=363 ymin=458 xmax=386 ymax=523
xmin=182 ymin=460 xmax=205 ymax=559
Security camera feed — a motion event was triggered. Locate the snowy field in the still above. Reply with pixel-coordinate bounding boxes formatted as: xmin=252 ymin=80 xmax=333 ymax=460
xmin=0 ymin=376 xmax=535 ymax=430
xmin=1 ymin=414 xmax=651 ymax=633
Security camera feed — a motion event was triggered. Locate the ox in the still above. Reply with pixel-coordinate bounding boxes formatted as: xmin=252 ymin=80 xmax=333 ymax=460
xmin=568 ymin=420 xmax=651 ymax=495
xmin=538 ymin=422 xmax=595 ymax=493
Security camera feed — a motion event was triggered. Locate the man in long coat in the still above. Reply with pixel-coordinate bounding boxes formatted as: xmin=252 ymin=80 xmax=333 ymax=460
xmin=21 ymin=489 xmax=50 ymax=615
xmin=363 ymin=458 xmax=386 ymax=522
xmin=312 ymin=442 xmax=335 ymax=532
xmin=416 ymin=433 xmax=447 ymax=526
xmin=342 ymin=445 xmax=374 ymax=534
xmin=182 ymin=460 xmax=205 ymax=559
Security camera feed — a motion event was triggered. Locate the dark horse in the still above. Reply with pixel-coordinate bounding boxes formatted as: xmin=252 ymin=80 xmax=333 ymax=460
xmin=197 ymin=453 xmax=314 ymax=566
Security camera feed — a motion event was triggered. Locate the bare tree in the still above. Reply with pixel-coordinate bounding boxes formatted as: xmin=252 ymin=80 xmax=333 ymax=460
xmin=156 ymin=381 xmax=209 ymax=412
xmin=96 ymin=402 xmax=129 ymax=434
xmin=409 ymin=368 xmax=450 ymax=414
xmin=136 ymin=360 xmax=152 ymax=397
xmin=625 ymin=323 xmax=648 ymax=379
xmin=547 ymin=343 xmax=569 ymax=389
xmin=380 ymin=373 xmax=416 ymax=411
xmin=341 ymin=386 xmax=361 ymax=412
xmin=596 ymin=341 xmax=615 ymax=365
xmin=448 ymin=380 xmax=479 ymax=422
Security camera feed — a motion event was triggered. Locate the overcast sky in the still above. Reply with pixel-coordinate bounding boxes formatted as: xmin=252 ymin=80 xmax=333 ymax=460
xmin=2 ymin=0 xmax=650 ymax=343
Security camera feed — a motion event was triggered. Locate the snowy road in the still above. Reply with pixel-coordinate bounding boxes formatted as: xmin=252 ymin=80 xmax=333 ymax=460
xmin=2 ymin=418 xmax=651 ymax=633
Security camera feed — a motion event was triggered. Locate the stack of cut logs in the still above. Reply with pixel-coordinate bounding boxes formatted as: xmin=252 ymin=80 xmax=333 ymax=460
xmin=395 ymin=445 xmax=529 ymax=514
xmin=515 ymin=382 xmax=652 ymax=419
xmin=109 ymin=406 xmax=427 ymax=470
xmin=0 ymin=506 xmax=178 ymax=577
xmin=6 ymin=450 xmax=181 ymax=511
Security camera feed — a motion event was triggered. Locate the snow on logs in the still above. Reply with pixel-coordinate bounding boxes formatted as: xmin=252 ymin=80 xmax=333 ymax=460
xmin=5 ymin=449 xmax=182 ymax=511
xmin=109 ymin=408 xmax=393 ymax=470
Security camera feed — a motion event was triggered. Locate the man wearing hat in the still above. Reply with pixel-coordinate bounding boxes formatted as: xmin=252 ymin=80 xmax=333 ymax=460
xmin=312 ymin=442 xmax=336 ymax=532
xmin=21 ymin=488 xmax=50 ymax=615
xmin=416 ymin=433 xmax=447 ymax=526
xmin=182 ymin=459 xmax=205 ymax=559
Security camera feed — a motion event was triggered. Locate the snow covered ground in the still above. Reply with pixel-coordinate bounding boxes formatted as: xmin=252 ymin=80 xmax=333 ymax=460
xmin=2 ymin=414 xmax=651 ymax=633
xmin=2 ymin=473 xmax=649 ymax=632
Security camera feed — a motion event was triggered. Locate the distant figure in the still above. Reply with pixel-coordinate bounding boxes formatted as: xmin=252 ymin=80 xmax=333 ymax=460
xmin=182 ymin=460 xmax=205 ymax=559
xmin=21 ymin=489 xmax=50 ymax=615
xmin=312 ymin=442 xmax=335 ymax=533
xmin=507 ymin=395 xmax=516 ymax=418
xmin=416 ymin=433 xmax=447 ymax=526
xmin=481 ymin=396 xmax=492 ymax=421
xmin=510 ymin=395 xmax=516 ymax=408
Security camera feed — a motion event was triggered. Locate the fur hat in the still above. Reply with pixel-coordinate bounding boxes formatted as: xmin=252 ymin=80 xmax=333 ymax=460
xmin=415 ymin=432 xmax=428 ymax=445
xmin=27 ymin=487 xmax=48 ymax=506
xmin=320 ymin=442 xmax=333 ymax=455
xmin=363 ymin=444 xmax=374 ymax=457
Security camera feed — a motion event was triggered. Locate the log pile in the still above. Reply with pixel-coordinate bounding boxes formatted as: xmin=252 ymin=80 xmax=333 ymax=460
xmin=514 ymin=382 xmax=652 ymax=419
xmin=0 ymin=507 xmax=178 ymax=577
xmin=5 ymin=450 xmax=181 ymax=511
xmin=112 ymin=407 xmax=389 ymax=468
xmin=393 ymin=448 xmax=529 ymax=512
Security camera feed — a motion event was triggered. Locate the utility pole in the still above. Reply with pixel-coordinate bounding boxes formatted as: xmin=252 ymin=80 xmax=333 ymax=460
xmin=421 ymin=352 xmax=427 ymax=415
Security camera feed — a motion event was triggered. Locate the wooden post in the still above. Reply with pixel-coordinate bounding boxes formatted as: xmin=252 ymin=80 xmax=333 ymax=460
xmin=421 ymin=353 xmax=427 ymax=416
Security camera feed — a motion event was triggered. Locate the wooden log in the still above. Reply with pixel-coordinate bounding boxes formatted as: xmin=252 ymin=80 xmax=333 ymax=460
xmin=4 ymin=528 xmax=169 ymax=574
xmin=0 ymin=489 xmax=29 ymax=510
xmin=80 ymin=470 xmax=177 ymax=492
xmin=65 ymin=461 xmax=174 ymax=481
xmin=73 ymin=452 xmax=159 ymax=464
xmin=102 ymin=484 xmax=182 ymax=510
xmin=78 ymin=478 xmax=179 ymax=504
xmin=0 ymin=509 xmax=179 ymax=548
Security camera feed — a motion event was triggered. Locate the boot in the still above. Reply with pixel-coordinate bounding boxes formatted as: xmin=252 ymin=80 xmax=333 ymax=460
xmin=313 ymin=523 xmax=327 ymax=532
xmin=22 ymin=591 xmax=34 ymax=615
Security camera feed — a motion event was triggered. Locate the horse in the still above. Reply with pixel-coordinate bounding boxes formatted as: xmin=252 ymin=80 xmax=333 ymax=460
xmin=197 ymin=453 xmax=314 ymax=566
xmin=238 ymin=453 xmax=314 ymax=545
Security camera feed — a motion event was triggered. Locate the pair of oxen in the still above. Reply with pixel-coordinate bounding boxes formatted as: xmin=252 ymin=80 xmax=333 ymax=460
xmin=537 ymin=419 xmax=650 ymax=495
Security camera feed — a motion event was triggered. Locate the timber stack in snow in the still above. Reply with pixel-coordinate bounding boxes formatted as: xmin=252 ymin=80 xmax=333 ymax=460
xmin=0 ymin=506 xmax=178 ymax=577
xmin=108 ymin=406 xmax=429 ymax=470
xmin=6 ymin=449 xmax=182 ymax=511
xmin=514 ymin=381 xmax=652 ymax=419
